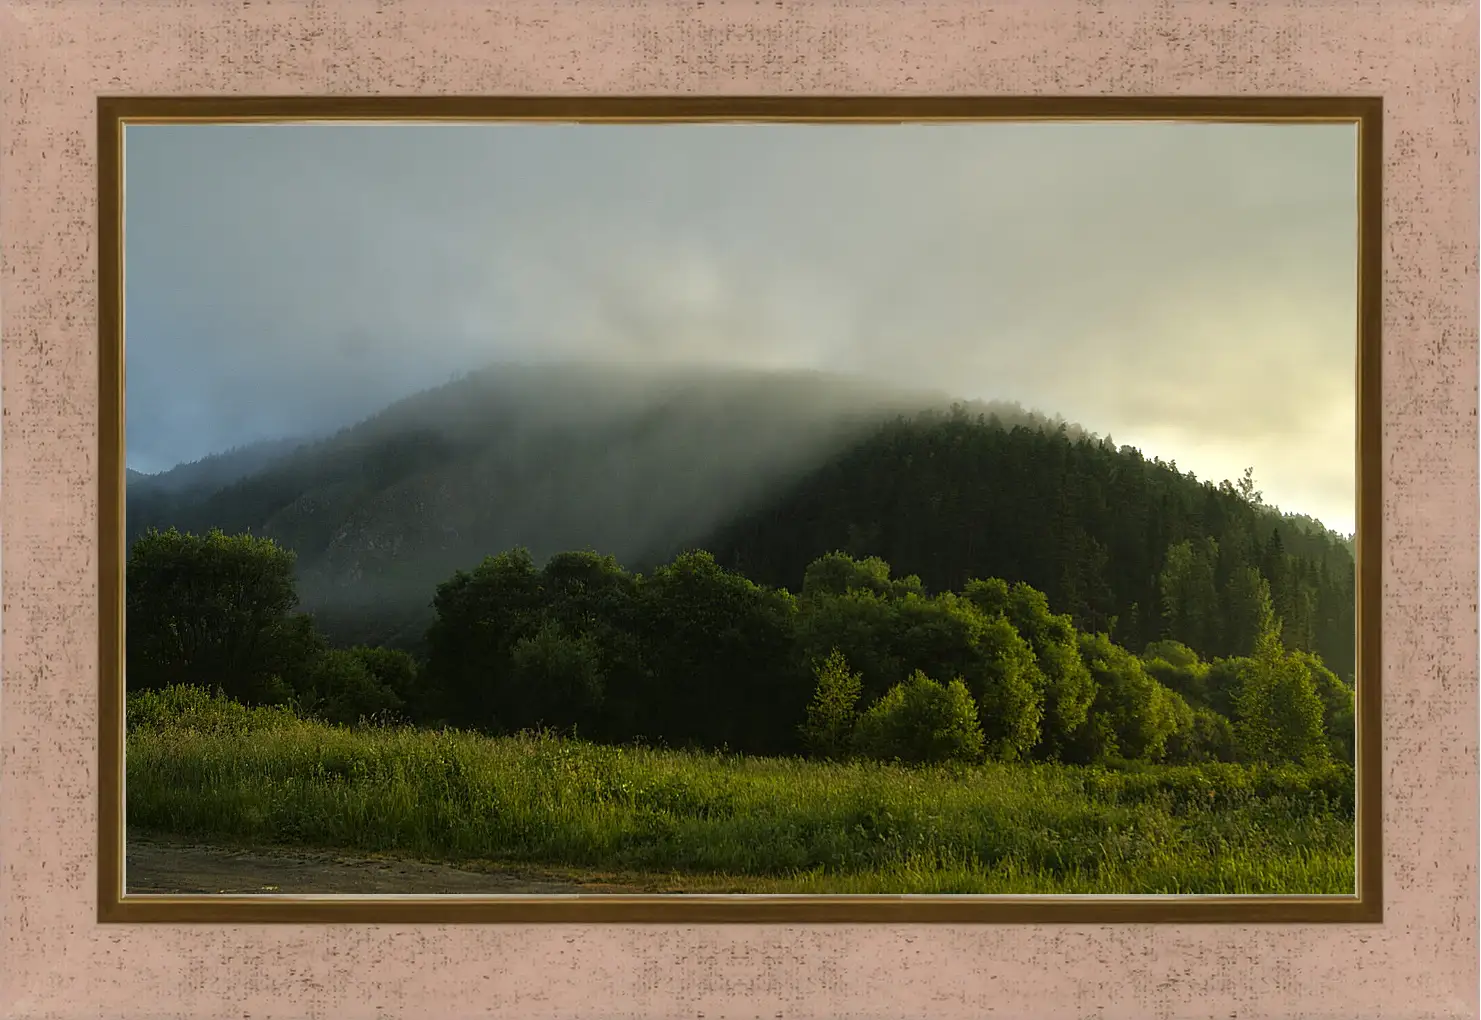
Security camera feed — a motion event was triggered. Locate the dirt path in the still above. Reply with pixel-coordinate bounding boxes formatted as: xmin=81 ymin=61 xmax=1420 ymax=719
xmin=125 ymin=836 xmax=638 ymax=895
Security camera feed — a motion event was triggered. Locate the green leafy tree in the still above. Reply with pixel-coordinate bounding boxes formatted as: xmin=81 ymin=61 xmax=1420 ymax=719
xmin=1233 ymin=601 xmax=1330 ymax=765
xmin=801 ymin=570 xmax=1043 ymax=762
xmin=965 ymin=613 xmax=1044 ymax=761
xmin=1298 ymin=650 xmax=1356 ymax=764
xmin=536 ymin=550 xmax=651 ymax=742
xmin=796 ymin=586 xmax=906 ymax=701
xmin=997 ymin=582 xmax=1096 ymax=760
xmin=1074 ymin=632 xmax=1182 ymax=762
xmin=1223 ymin=565 xmax=1275 ymax=658
xmin=633 ymin=550 xmax=807 ymax=753
xmin=540 ymin=550 xmax=640 ymax=632
xmin=506 ymin=619 xmax=606 ymax=732
xmin=126 ymin=527 xmax=313 ymax=704
xmin=423 ymin=548 xmax=546 ymax=730
xmin=799 ymin=649 xmax=864 ymax=759
xmin=962 ymin=577 xmax=1011 ymax=618
xmin=851 ymin=671 xmax=985 ymax=765
xmin=802 ymin=552 xmax=895 ymax=599
xmin=1201 ymin=657 xmax=1245 ymax=719
xmin=1235 ymin=466 xmax=1265 ymax=507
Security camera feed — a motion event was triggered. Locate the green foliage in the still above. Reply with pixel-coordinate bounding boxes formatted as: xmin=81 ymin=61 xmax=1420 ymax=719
xmin=1164 ymin=705 xmax=1239 ymax=764
xmin=798 ymin=561 xmax=1043 ymax=762
xmin=1074 ymin=633 xmax=1183 ymax=763
xmin=1232 ymin=608 xmax=1331 ymax=766
xmin=126 ymin=527 xmax=315 ymax=705
xmin=296 ymin=648 xmax=405 ymax=726
xmin=127 ymin=528 xmax=1341 ymax=773
xmin=1159 ymin=538 xmax=1222 ymax=654
xmin=962 ymin=577 xmax=1011 ymax=618
xmin=852 ymin=671 xmax=986 ymax=765
xmin=800 ymin=650 xmax=864 ymax=759
xmin=1297 ymin=651 xmax=1355 ymax=764
xmin=802 ymin=552 xmax=893 ymax=599
xmin=1200 ymin=657 xmax=1245 ymax=720
xmin=1000 ymin=582 xmax=1096 ymax=760
xmin=796 ymin=586 xmax=905 ymax=700
xmin=1142 ymin=643 xmax=1213 ymax=711
xmin=539 ymin=550 xmax=641 ymax=631
xmin=507 ymin=620 xmax=606 ymax=731
xmin=424 ymin=548 xmax=546 ymax=729
xmin=707 ymin=411 xmax=1356 ymax=683
xmin=126 ymin=683 xmax=304 ymax=736
xmin=1143 ymin=640 xmax=1201 ymax=670
xmin=125 ymin=687 xmax=1357 ymax=895
xmin=963 ymin=613 xmax=1044 ymax=762
xmin=348 ymin=645 xmax=428 ymax=720
xmin=1223 ymin=565 xmax=1276 ymax=658
xmin=634 ymin=550 xmax=809 ymax=753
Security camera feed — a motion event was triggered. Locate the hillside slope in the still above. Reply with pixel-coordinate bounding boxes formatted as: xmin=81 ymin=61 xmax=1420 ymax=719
xmin=126 ymin=363 xmax=1354 ymax=675
xmin=127 ymin=364 xmax=974 ymax=643
xmin=704 ymin=407 xmax=1356 ymax=678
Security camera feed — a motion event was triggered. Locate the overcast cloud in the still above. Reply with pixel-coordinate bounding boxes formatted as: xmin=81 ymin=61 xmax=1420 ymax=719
xmin=124 ymin=120 xmax=1358 ymax=533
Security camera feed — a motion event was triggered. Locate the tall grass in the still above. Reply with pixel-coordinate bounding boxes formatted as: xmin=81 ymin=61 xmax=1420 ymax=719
xmin=126 ymin=686 xmax=1356 ymax=894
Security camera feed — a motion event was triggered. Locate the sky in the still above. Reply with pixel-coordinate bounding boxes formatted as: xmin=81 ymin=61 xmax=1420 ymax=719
xmin=123 ymin=119 xmax=1359 ymax=534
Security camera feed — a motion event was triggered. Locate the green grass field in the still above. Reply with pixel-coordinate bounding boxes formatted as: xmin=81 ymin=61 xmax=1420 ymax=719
xmin=125 ymin=687 xmax=1356 ymax=895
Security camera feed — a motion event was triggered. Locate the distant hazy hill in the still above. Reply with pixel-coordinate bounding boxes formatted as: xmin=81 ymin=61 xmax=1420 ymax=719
xmin=127 ymin=363 xmax=1028 ymax=644
xmin=125 ymin=362 xmax=1354 ymax=675
xmin=129 ymin=436 xmax=313 ymax=524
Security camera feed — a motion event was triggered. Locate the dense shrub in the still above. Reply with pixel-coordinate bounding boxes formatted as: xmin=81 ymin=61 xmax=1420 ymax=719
xmin=1164 ymin=705 xmax=1239 ymax=764
xmin=349 ymin=645 xmax=430 ymax=720
xmin=297 ymin=648 xmax=405 ymax=726
xmin=506 ymin=620 xmax=606 ymax=731
xmin=1073 ymin=633 xmax=1183 ymax=763
xmin=852 ymin=671 xmax=985 ymax=765
xmin=126 ymin=683 xmax=302 ymax=736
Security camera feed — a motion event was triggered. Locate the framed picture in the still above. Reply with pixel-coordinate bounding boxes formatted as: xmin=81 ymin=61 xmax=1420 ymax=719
xmin=98 ymin=95 xmax=1382 ymax=926
xmin=3 ymin=2 xmax=1474 ymax=1018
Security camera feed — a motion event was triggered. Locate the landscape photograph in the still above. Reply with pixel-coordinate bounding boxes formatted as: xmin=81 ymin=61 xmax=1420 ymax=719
xmin=118 ymin=115 xmax=1363 ymax=898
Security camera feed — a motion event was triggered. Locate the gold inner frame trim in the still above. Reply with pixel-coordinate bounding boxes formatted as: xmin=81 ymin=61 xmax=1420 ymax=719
xmin=97 ymin=94 xmax=1383 ymax=925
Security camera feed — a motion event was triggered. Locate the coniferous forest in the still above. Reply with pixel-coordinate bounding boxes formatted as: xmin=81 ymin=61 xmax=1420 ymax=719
xmin=124 ymin=372 xmax=1358 ymax=895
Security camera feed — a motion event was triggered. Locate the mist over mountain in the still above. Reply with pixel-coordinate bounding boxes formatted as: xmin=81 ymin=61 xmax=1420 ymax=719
xmin=125 ymin=361 xmax=1354 ymax=676
xmin=126 ymin=363 xmax=1059 ymax=642
xmin=130 ymin=436 xmax=315 ymax=498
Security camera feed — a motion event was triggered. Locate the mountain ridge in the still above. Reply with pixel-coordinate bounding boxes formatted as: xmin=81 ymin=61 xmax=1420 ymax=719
xmin=125 ymin=362 xmax=1355 ymax=671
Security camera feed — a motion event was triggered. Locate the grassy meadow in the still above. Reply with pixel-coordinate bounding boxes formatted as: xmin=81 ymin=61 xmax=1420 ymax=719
xmin=127 ymin=686 xmax=1355 ymax=895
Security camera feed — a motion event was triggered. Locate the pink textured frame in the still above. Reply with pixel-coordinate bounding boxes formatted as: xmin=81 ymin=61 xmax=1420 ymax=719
xmin=2 ymin=2 xmax=1476 ymax=1018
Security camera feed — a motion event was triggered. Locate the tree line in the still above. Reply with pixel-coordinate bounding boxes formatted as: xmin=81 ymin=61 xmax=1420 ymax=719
xmin=705 ymin=407 xmax=1357 ymax=684
xmin=125 ymin=527 xmax=1354 ymax=769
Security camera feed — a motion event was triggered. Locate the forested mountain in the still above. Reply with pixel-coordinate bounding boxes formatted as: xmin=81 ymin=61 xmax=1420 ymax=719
xmin=705 ymin=408 xmax=1356 ymax=680
xmin=130 ymin=436 xmax=310 ymax=496
xmin=126 ymin=365 xmax=970 ymax=646
xmin=129 ymin=436 xmax=313 ymax=522
xmin=126 ymin=364 xmax=1355 ymax=678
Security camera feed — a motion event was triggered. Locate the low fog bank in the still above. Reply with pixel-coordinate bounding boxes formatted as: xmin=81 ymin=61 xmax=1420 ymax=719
xmin=128 ymin=362 xmax=1092 ymax=643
